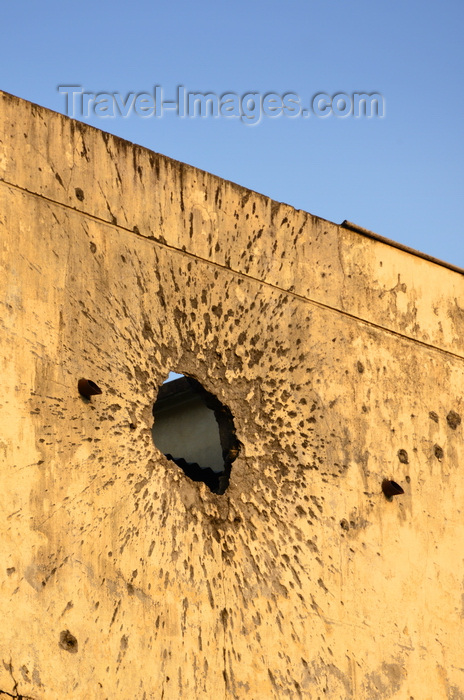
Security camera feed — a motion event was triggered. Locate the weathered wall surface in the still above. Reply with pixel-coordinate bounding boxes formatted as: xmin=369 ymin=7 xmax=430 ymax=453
xmin=1 ymin=90 xmax=464 ymax=699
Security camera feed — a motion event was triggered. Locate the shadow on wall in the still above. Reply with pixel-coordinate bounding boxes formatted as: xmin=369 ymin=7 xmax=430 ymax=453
xmin=152 ymin=374 xmax=240 ymax=494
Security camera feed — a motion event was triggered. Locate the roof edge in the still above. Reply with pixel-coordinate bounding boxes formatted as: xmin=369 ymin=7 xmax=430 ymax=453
xmin=341 ymin=221 xmax=464 ymax=276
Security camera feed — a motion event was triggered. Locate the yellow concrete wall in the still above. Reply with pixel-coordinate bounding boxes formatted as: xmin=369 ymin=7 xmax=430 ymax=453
xmin=1 ymin=90 xmax=463 ymax=699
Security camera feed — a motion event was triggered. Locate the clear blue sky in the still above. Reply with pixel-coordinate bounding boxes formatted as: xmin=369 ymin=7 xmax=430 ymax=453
xmin=2 ymin=0 xmax=463 ymax=265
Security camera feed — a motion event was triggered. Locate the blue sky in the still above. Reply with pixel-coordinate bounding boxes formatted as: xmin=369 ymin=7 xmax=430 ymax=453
xmin=2 ymin=0 xmax=463 ymax=265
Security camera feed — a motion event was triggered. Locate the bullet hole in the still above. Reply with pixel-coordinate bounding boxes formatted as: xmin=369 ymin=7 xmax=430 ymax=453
xmin=220 ymin=608 xmax=229 ymax=628
xmin=152 ymin=374 xmax=240 ymax=494
xmin=6 ymin=567 xmax=15 ymax=576
xmin=89 ymin=241 xmax=97 ymax=253
xmin=340 ymin=518 xmax=350 ymax=531
xmin=397 ymin=449 xmax=409 ymax=464
xmin=75 ymin=187 xmax=85 ymax=201
xmin=129 ymin=422 xmax=137 ymax=430
xmin=434 ymin=445 xmax=444 ymax=461
xmin=356 ymin=361 xmax=364 ymax=373
xmin=446 ymin=410 xmax=461 ymax=430
xmin=429 ymin=411 xmax=439 ymax=423
xmin=78 ymin=378 xmax=102 ymax=399
xmin=382 ymin=479 xmax=404 ymax=499
xmin=59 ymin=630 xmax=78 ymax=653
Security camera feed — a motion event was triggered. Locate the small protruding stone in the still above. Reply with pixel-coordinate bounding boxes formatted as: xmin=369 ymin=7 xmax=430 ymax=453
xmin=382 ymin=479 xmax=405 ymax=499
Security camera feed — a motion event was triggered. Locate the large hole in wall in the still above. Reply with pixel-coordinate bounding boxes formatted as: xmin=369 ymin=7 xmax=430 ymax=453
xmin=152 ymin=374 xmax=240 ymax=495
